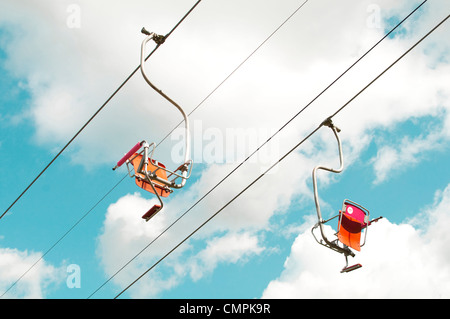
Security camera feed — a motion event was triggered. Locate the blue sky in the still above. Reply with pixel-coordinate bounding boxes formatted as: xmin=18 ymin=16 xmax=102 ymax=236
xmin=0 ymin=0 xmax=450 ymax=299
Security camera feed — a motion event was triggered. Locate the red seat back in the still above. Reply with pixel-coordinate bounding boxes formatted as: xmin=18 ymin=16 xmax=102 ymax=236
xmin=338 ymin=212 xmax=362 ymax=251
xmin=344 ymin=202 xmax=368 ymax=227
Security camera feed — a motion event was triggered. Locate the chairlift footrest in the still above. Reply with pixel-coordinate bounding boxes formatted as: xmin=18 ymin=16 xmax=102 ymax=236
xmin=142 ymin=204 xmax=161 ymax=222
xmin=341 ymin=263 xmax=362 ymax=273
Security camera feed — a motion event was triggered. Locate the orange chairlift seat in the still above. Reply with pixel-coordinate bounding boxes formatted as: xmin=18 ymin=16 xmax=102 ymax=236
xmin=311 ymin=118 xmax=382 ymax=273
xmin=338 ymin=200 xmax=369 ymax=252
xmin=130 ymin=153 xmax=172 ymax=199
xmin=112 ymin=28 xmax=192 ymax=222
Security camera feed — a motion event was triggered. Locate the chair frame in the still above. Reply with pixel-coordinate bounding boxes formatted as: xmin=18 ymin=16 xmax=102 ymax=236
xmin=112 ymin=28 xmax=193 ymax=221
xmin=310 ymin=118 xmax=379 ymax=272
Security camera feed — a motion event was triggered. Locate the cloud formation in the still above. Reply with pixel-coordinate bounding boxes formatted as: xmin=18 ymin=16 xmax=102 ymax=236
xmin=262 ymin=183 xmax=450 ymax=298
xmin=0 ymin=247 xmax=63 ymax=298
xmin=94 ymin=0 xmax=449 ymax=297
xmin=1 ymin=0 xmax=449 ymax=298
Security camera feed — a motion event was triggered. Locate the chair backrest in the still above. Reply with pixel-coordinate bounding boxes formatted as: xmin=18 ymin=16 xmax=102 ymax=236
xmin=338 ymin=212 xmax=363 ymax=251
xmin=343 ymin=202 xmax=368 ymax=227
xmin=337 ymin=201 xmax=369 ymax=252
xmin=130 ymin=153 xmax=171 ymax=198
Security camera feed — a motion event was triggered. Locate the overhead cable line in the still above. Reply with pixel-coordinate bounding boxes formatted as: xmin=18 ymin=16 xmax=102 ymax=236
xmin=0 ymin=0 xmax=203 ymax=221
xmin=0 ymin=174 xmax=128 ymax=298
xmin=89 ymin=0 xmax=428 ymax=299
xmin=114 ymin=12 xmax=449 ymax=299
xmin=155 ymin=0 xmax=310 ymax=148
xmin=88 ymin=0 xmax=311 ymax=298
xmin=3 ymin=0 xmax=430 ymax=299
xmin=6 ymin=0 xmax=311 ymax=299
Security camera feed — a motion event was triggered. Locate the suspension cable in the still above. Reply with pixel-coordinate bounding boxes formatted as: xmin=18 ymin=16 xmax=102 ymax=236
xmin=0 ymin=0 xmax=203 ymax=221
xmin=155 ymin=0 xmax=310 ymax=148
xmin=0 ymin=174 xmax=128 ymax=298
xmin=90 ymin=0 xmax=430 ymax=298
xmin=2 ymin=0 xmax=434 ymax=299
xmin=3 ymin=0 xmax=309 ymax=299
xmin=113 ymin=12 xmax=449 ymax=299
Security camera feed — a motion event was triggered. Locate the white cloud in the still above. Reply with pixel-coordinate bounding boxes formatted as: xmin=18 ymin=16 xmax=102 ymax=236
xmin=1 ymin=0 xmax=449 ymax=170
xmin=409 ymin=184 xmax=450 ymax=265
xmin=371 ymin=127 xmax=448 ymax=184
xmin=0 ymin=0 xmax=207 ymax=163
xmin=96 ymin=192 xmax=176 ymax=275
xmin=94 ymin=125 xmax=363 ymax=297
xmin=95 ymin=192 xmax=191 ymax=298
xmin=2 ymin=0 xmax=450 ymax=299
xmin=0 ymin=247 xmax=64 ymax=299
xmin=262 ymin=183 xmax=450 ymax=299
xmin=96 ymin=190 xmax=266 ymax=297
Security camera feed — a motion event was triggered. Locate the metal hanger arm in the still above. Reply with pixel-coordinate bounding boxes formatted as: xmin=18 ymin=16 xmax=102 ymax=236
xmin=140 ymin=28 xmax=191 ymax=181
xmin=312 ymin=118 xmax=348 ymax=255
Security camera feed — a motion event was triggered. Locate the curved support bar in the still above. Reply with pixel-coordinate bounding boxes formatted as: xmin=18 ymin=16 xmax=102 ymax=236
xmin=312 ymin=120 xmax=348 ymax=255
xmin=140 ymin=30 xmax=191 ymax=168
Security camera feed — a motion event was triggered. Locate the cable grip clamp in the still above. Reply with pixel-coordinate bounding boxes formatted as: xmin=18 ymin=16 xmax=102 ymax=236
xmin=141 ymin=27 xmax=166 ymax=45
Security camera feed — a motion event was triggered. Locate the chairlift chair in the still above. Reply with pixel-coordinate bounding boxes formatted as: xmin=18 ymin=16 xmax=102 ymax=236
xmin=311 ymin=118 xmax=382 ymax=273
xmin=112 ymin=28 xmax=192 ymax=222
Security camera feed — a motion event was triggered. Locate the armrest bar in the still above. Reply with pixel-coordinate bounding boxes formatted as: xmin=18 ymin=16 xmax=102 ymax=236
xmin=113 ymin=141 xmax=142 ymax=170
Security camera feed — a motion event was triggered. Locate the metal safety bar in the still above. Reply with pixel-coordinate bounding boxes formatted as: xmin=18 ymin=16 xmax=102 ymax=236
xmin=114 ymin=140 xmax=192 ymax=190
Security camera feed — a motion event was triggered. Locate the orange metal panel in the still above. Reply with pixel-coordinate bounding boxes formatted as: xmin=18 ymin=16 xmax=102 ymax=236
xmin=130 ymin=153 xmax=171 ymax=198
